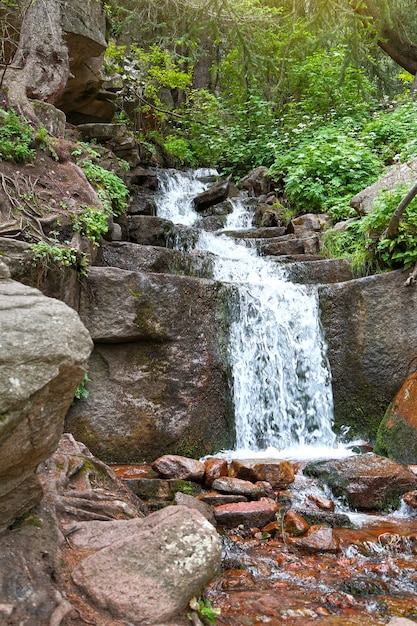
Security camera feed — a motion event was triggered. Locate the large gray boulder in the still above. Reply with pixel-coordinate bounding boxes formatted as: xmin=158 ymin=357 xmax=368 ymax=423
xmin=66 ymin=266 xmax=234 ymax=462
xmin=0 ymin=261 xmax=92 ymax=532
xmin=71 ymin=505 xmax=221 ymax=625
xmin=319 ymin=270 xmax=417 ymax=440
xmin=350 ymin=158 xmax=417 ymax=214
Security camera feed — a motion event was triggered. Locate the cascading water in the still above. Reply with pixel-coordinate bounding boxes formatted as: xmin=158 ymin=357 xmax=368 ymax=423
xmin=155 ymin=168 xmax=337 ymax=454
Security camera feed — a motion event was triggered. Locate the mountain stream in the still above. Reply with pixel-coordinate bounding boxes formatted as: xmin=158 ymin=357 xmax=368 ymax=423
xmin=153 ymin=168 xmax=417 ymax=625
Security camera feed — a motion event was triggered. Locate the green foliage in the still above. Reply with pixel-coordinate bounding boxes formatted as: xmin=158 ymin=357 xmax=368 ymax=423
xmin=72 ymin=206 xmax=109 ymax=245
xmin=117 ymin=157 xmax=130 ymax=172
xmin=163 ymin=135 xmax=196 ymax=166
xmin=179 ymin=91 xmax=279 ymax=174
xmin=322 ymin=185 xmax=417 ymax=275
xmin=28 ymin=241 xmax=89 ymax=276
xmin=71 ymin=142 xmax=101 ymax=159
xmin=188 ymin=597 xmax=221 ymax=625
xmin=360 ymin=99 xmax=417 ymax=164
xmin=268 ymin=123 xmax=382 ymax=213
xmin=283 ymin=47 xmax=375 ymax=122
xmin=80 ymin=161 xmax=129 ymax=215
xmin=74 ymin=373 xmax=91 ymax=400
xmin=35 ymin=125 xmax=58 ymax=160
xmin=105 ymin=41 xmax=192 ymax=127
xmin=0 ymin=107 xmax=35 ymax=162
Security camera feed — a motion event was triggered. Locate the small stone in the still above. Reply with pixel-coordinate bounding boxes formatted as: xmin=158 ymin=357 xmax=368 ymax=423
xmin=204 ymin=458 xmax=228 ymax=487
xmin=229 ymin=459 xmax=295 ymax=489
xmin=283 ymin=511 xmax=310 ymax=536
xmin=197 ymin=492 xmax=247 ymax=506
xmin=289 ymin=525 xmax=340 ymax=553
xmin=212 ymin=476 xmax=272 ymax=499
xmin=0 ymin=260 xmax=11 ymax=279
xmin=214 ymin=500 xmax=278 ymax=529
xmin=262 ymin=521 xmax=280 ymax=534
xmin=403 ymin=490 xmax=417 ymax=509
xmin=152 ymin=455 xmax=205 ymax=482
xmin=174 ymin=492 xmax=215 ymax=526
xmin=306 ymin=494 xmax=335 ymax=512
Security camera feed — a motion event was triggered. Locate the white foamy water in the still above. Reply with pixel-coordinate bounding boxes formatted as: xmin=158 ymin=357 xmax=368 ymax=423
xmin=155 ymin=168 xmax=341 ymax=455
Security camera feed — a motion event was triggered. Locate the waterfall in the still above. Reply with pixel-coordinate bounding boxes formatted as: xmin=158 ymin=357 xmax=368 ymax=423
xmin=155 ymin=169 xmax=337 ymax=454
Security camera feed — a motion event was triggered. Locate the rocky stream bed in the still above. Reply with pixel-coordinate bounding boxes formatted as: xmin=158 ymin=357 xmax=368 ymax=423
xmin=111 ymin=451 xmax=417 ymax=626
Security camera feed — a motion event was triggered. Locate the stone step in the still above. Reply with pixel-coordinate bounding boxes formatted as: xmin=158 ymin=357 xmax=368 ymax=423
xmin=270 ymin=257 xmax=354 ymax=284
xmin=256 ymin=235 xmax=319 ymax=256
xmin=219 ymin=226 xmax=287 ymax=239
xmin=97 ymin=241 xmax=214 ymax=279
xmin=197 ymin=492 xmax=248 ymax=506
xmin=123 ymin=477 xmax=202 ymax=502
xmin=214 ymin=499 xmax=278 ymax=528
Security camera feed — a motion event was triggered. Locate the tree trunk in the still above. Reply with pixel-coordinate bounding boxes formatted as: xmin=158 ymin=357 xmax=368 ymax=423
xmin=384 ymin=180 xmax=417 ymax=240
xmin=3 ymin=0 xmax=69 ymax=120
xmin=358 ymin=1 xmax=417 ymax=75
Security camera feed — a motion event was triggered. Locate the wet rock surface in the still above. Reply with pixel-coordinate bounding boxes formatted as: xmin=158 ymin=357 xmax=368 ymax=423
xmin=376 ymin=371 xmax=417 ymax=464
xmin=229 ymin=458 xmax=295 ymax=489
xmin=304 ymin=453 xmax=417 ymax=510
xmin=214 ymin=499 xmax=279 ymax=528
xmin=152 ymin=454 xmax=206 ymax=481
xmin=66 ymin=269 xmax=234 ymax=463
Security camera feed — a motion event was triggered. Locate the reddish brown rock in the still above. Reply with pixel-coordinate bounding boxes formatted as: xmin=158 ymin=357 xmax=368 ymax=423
xmin=197 ymin=492 xmax=247 ymax=506
xmin=152 ymin=455 xmax=205 ymax=482
xmin=289 ymin=525 xmax=340 ymax=553
xmin=306 ymin=494 xmax=335 ymax=512
xmin=211 ymin=476 xmax=273 ymax=499
xmin=214 ymin=500 xmax=278 ymax=529
xmin=204 ymin=457 xmax=228 ymax=487
xmin=221 ymin=569 xmax=256 ymax=591
xmin=376 ymin=371 xmax=417 ymax=464
xmin=283 ymin=511 xmax=310 ymax=536
xmin=228 ymin=459 xmax=295 ymax=489
xmin=304 ymin=453 xmax=417 ymax=511
xmin=403 ymin=490 xmax=417 ymax=509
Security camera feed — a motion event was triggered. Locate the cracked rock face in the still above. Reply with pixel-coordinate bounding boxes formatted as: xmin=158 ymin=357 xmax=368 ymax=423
xmin=0 ymin=261 xmax=93 ymax=532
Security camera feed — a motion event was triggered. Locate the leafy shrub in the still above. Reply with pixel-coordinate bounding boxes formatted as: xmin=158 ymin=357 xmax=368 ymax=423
xmin=284 ymin=47 xmax=375 ymax=122
xmin=72 ymin=206 xmax=110 ymax=245
xmin=322 ymin=185 xmax=417 ymax=275
xmin=163 ymin=135 xmax=196 ymax=166
xmin=74 ymin=373 xmax=91 ymax=400
xmin=0 ymin=107 xmax=35 ymax=162
xmin=180 ymin=91 xmax=279 ymax=175
xmin=28 ymin=241 xmax=89 ymax=276
xmin=35 ymin=125 xmax=58 ymax=160
xmin=268 ymin=123 xmax=382 ymax=213
xmin=80 ymin=161 xmax=129 ymax=215
xmin=360 ymin=99 xmax=417 ymax=164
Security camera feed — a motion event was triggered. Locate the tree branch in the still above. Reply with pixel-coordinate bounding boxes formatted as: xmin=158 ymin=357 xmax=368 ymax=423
xmin=383 ymin=179 xmax=417 ymax=240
